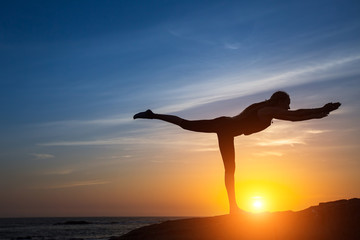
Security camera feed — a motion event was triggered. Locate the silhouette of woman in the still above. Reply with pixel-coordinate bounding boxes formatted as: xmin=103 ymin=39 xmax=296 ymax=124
xmin=133 ymin=91 xmax=341 ymax=214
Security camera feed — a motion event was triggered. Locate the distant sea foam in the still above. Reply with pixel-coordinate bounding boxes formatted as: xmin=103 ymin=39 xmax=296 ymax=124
xmin=0 ymin=217 xmax=180 ymax=240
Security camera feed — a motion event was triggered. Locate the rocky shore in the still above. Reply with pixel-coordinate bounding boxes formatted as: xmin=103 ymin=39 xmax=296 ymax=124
xmin=113 ymin=198 xmax=360 ymax=240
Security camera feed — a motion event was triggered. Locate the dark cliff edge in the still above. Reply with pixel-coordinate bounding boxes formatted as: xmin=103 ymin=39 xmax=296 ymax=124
xmin=113 ymin=198 xmax=360 ymax=240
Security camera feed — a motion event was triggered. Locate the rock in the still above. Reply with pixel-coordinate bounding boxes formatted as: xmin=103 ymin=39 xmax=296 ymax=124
xmin=115 ymin=198 xmax=360 ymax=240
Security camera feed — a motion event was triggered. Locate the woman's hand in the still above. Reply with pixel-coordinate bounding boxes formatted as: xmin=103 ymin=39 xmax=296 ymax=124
xmin=322 ymin=102 xmax=341 ymax=113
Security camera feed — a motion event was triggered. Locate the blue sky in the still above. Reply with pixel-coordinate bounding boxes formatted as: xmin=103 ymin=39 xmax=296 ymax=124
xmin=1 ymin=0 xmax=360 ymax=217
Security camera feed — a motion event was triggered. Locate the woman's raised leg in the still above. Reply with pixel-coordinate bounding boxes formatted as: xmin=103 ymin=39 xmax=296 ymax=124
xmin=134 ymin=109 xmax=184 ymax=126
xmin=134 ymin=109 xmax=227 ymax=133
xmin=217 ymin=133 xmax=239 ymax=214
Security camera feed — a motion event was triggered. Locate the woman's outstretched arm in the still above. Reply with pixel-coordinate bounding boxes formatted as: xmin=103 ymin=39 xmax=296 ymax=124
xmin=258 ymin=102 xmax=341 ymax=122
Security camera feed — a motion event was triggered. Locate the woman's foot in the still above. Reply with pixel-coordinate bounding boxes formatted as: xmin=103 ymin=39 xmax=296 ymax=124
xmin=230 ymin=206 xmax=246 ymax=215
xmin=133 ymin=109 xmax=155 ymax=119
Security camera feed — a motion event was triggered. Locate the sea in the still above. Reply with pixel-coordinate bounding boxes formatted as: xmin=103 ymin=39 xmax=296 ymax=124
xmin=0 ymin=217 xmax=181 ymax=240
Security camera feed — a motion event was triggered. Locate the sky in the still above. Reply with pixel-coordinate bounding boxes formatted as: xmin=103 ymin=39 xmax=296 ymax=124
xmin=1 ymin=0 xmax=360 ymax=217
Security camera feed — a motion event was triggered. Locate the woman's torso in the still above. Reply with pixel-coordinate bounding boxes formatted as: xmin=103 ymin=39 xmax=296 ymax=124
xmin=230 ymin=108 xmax=272 ymax=136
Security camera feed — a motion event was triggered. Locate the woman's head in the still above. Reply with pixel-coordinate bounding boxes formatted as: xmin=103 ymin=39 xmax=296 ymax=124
xmin=269 ymin=91 xmax=290 ymax=109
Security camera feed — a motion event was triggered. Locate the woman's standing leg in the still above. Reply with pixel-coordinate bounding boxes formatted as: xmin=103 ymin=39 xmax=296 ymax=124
xmin=217 ymin=133 xmax=239 ymax=214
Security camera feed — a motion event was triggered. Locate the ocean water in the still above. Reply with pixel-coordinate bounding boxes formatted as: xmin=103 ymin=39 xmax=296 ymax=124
xmin=0 ymin=217 xmax=180 ymax=240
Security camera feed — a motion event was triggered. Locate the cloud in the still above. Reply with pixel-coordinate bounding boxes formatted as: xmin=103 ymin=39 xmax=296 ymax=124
xmin=192 ymin=147 xmax=220 ymax=152
xmin=38 ymin=137 xmax=147 ymax=146
xmin=156 ymin=54 xmax=360 ymax=113
xmin=37 ymin=131 xmax=217 ymax=149
xmin=43 ymin=169 xmax=74 ymax=175
xmin=224 ymin=42 xmax=241 ymax=50
xmin=37 ymin=179 xmax=111 ymax=189
xmin=253 ymin=151 xmax=283 ymax=157
xmin=306 ymin=129 xmax=329 ymax=134
xmin=37 ymin=53 xmax=359 ymax=130
xmin=38 ymin=135 xmax=189 ymax=147
xmin=101 ymin=155 xmax=132 ymax=159
xmin=30 ymin=153 xmax=55 ymax=160
xmin=41 ymin=116 xmax=132 ymax=127
xmin=256 ymin=138 xmax=305 ymax=147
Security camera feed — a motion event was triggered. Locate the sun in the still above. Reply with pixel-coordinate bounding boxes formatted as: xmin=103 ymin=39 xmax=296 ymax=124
xmin=251 ymin=196 xmax=265 ymax=213
xmin=253 ymin=199 xmax=263 ymax=209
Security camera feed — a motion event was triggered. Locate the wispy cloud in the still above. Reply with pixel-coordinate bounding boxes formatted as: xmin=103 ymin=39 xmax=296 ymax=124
xmin=306 ymin=129 xmax=329 ymax=134
xmin=96 ymin=155 xmax=133 ymax=163
xmin=38 ymin=135 xmax=197 ymax=147
xmin=36 ymin=54 xmax=358 ymax=130
xmin=43 ymin=169 xmax=74 ymax=175
xmin=192 ymin=147 xmax=220 ymax=152
xmin=37 ymin=130 xmax=217 ymax=149
xmin=41 ymin=116 xmax=132 ymax=127
xmin=256 ymin=138 xmax=305 ymax=147
xmin=30 ymin=153 xmax=55 ymax=160
xmin=156 ymin=54 xmax=360 ymax=113
xmin=224 ymin=42 xmax=241 ymax=50
xmin=38 ymin=137 xmax=151 ymax=146
xmin=253 ymin=151 xmax=283 ymax=157
xmin=36 ymin=179 xmax=111 ymax=190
